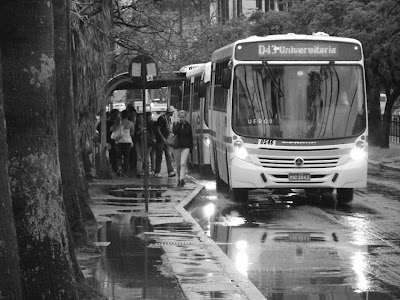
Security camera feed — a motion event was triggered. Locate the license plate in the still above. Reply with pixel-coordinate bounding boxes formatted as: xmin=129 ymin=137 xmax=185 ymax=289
xmin=289 ymin=233 xmax=311 ymax=243
xmin=289 ymin=173 xmax=310 ymax=181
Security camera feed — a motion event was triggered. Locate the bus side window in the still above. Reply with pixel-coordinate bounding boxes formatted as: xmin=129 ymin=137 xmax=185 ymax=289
xmin=221 ymin=68 xmax=231 ymax=89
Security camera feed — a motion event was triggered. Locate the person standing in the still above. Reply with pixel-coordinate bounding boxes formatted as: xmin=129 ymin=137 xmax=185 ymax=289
xmin=127 ymin=104 xmax=137 ymax=173
xmin=154 ymin=105 xmax=175 ymax=178
xmin=111 ymin=109 xmax=134 ymax=176
xmin=172 ymin=110 xmax=193 ymax=187
xmin=145 ymin=111 xmax=157 ymax=176
xmin=97 ymin=108 xmax=119 ymax=173
xmin=134 ymin=113 xmax=144 ymax=178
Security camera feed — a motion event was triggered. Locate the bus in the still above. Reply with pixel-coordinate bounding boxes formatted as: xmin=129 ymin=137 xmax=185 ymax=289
xmin=175 ymin=64 xmax=204 ymax=109
xmin=209 ymin=33 xmax=368 ymax=204
xmin=184 ymin=62 xmax=212 ymax=173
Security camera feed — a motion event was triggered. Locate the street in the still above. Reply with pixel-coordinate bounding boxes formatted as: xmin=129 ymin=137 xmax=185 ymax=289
xmin=187 ymin=164 xmax=400 ymax=300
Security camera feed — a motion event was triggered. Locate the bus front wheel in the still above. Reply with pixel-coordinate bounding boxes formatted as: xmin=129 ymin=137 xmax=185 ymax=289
xmin=215 ymin=172 xmax=225 ymax=191
xmin=230 ymin=188 xmax=248 ymax=203
xmin=337 ymin=188 xmax=353 ymax=204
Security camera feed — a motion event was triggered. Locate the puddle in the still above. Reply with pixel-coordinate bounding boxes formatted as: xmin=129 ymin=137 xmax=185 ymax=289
xmin=85 ymin=215 xmax=186 ymax=300
xmin=101 ymin=198 xmax=171 ymax=206
xmin=109 ymin=189 xmax=165 ymax=198
xmin=210 ymin=222 xmax=397 ymax=300
xmin=153 ymin=222 xmax=194 ymax=232
xmin=187 ymin=188 xmax=399 ymax=300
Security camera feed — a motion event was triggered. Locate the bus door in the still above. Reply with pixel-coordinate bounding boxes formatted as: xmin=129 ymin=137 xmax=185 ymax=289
xmin=189 ymin=76 xmax=196 ymax=165
xmin=215 ymin=88 xmax=229 ymax=184
xmin=199 ymin=93 xmax=205 ymax=167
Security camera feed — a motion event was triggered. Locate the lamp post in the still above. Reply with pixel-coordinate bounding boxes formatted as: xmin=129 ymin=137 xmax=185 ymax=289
xmin=129 ymin=55 xmax=159 ymax=212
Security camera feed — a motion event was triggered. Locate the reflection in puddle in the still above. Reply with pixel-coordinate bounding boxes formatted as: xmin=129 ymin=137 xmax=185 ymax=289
xmin=190 ymin=188 xmax=397 ymax=300
xmin=352 ymin=251 xmax=369 ymax=292
xmin=109 ymin=188 xmax=165 ymax=199
xmin=210 ymin=222 xmax=395 ymax=299
xmin=85 ymin=215 xmax=185 ymax=300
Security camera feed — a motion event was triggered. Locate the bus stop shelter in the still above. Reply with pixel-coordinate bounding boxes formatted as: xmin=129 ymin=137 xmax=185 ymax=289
xmin=97 ymin=71 xmax=185 ymax=178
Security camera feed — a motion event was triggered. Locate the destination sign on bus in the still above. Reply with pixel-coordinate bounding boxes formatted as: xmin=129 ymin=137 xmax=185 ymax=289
xmin=235 ymin=41 xmax=362 ymax=61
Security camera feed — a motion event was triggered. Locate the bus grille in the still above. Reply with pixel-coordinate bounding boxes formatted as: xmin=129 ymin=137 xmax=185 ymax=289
xmin=257 ymin=156 xmax=340 ymax=168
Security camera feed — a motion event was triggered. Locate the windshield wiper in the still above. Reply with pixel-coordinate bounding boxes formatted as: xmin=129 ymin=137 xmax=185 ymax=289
xmin=262 ymin=61 xmax=284 ymax=98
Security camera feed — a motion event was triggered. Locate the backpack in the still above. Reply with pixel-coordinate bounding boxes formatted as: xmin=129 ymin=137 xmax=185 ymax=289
xmin=111 ymin=124 xmax=124 ymax=141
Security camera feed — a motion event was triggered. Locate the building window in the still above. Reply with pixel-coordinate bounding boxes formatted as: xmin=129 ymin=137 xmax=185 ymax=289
xmin=256 ymin=0 xmax=262 ymax=10
xmin=265 ymin=0 xmax=275 ymax=11
xmin=237 ymin=0 xmax=242 ymax=17
xmin=218 ymin=0 xmax=229 ymax=24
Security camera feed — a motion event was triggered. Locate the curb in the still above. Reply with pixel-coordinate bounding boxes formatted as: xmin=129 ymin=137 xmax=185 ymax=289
xmin=175 ymin=176 xmax=267 ymax=300
xmin=369 ymin=160 xmax=400 ymax=172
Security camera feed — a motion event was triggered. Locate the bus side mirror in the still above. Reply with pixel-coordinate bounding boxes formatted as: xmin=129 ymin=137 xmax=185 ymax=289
xmin=221 ymin=68 xmax=231 ymax=89
xmin=198 ymin=82 xmax=206 ymax=98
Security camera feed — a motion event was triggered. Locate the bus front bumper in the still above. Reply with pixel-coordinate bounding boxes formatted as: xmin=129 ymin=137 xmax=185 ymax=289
xmin=229 ymin=157 xmax=367 ymax=189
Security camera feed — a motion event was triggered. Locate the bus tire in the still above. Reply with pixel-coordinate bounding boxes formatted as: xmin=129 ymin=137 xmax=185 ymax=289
xmin=337 ymin=188 xmax=353 ymax=204
xmin=230 ymin=188 xmax=248 ymax=203
xmin=305 ymin=188 xmax=320 ymax=204
xmin=215 ymin=172 xmax=224 ymax=191
xmin=305 ymin=188 xmax=336 ymax=207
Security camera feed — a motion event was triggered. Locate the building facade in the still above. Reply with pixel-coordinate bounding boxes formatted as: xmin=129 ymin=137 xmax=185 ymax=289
xmin=211 ymin=0 xmax=293 ymax=23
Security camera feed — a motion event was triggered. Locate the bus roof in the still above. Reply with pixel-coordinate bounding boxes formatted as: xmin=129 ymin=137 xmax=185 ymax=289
xmin=185 ymin=62 xmax=212 ymax=83
xmin=179 ymin=63 xmax=204 ymax=74
xmin=211 ymin=33 xmax=363 ymax=62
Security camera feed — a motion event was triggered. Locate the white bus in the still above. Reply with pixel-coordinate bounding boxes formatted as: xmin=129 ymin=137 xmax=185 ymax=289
xmin=209 ymin=33 xmax=368 ymax=204
xmin=185 ymin=62 xmax=212 ymax=173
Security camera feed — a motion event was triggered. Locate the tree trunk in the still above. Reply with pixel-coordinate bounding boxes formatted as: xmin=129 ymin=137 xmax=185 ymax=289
xmin=2 ymin=1 xmax=79 ymax=298
xmin=76 ymin=131 xmax=97 ymax=225
xmin=365 ymin=63 xmax=383 ymax=146
xmin=54 ymin=0 xmax=88 ymax=247
xmin=0 ymin=46 xmax=23 ymax=300
xmin=71 ymin=50 xmax=97 ymax=227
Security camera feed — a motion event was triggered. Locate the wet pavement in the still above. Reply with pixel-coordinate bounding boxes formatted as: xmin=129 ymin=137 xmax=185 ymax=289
xmin=81 ymin=142 xmax=400 ymax=300
xmin=368 ymin=142 xmax=400 ymax=171
xmin=189 ymin=187 xmax=400 ymax=300
xmin=84 ymin=174 xmax=265 ymax=300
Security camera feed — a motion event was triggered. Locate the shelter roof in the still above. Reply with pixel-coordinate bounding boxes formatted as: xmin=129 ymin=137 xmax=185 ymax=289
xmin=105 ymin=71 xmax=185 ymax=92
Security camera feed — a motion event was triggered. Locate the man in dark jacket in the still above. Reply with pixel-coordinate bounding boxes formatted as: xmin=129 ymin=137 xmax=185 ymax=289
xmin=172 ymin=110 xmax=193 ymax=186
xmin=154 ymin=106 xmax=175 ymax=177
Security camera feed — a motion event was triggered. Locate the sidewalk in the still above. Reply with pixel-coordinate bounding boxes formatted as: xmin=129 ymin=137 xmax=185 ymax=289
xmin=85 ymin=142 xmax=400 ymax=300
xmin=368 ymin=142 xmax=400 ymax=171
xmin=86 ymin=163 xmax=266 ymax=300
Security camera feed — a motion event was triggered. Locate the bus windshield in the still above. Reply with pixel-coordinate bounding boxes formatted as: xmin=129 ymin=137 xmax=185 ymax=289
xmin=232 ymin=64 xmax=366 ymax=140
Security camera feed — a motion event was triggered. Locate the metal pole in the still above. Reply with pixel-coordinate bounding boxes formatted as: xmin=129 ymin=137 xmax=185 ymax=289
xmin=142 ymin=56 xmax=149 ymax=212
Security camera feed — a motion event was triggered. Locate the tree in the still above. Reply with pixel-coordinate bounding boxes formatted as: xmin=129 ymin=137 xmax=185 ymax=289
xmin=71 ymin=0 xmax=113 ymax=183
xmin=1 ymin=0 xmax=79 ymax=298
xmin=68 ymin=0 xmax=113 ymax=236
xmin=111 ymin=0 xmax=212 ymax=72
xmin=54 ymin=0 xmax=89 ymax=287
xmin=358 ymin=0 xmax=400 ymax=148
xmin=248 ymin=10 xmax=292 ymax=36
xmin=0 ymin=48 xmax=23 ymax=300
xmin=55 ymin=0 xmax=89 ymax=250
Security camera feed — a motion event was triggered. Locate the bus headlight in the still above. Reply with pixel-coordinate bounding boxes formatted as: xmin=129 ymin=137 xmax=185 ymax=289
xmin=350 ymin=141 xmax=365 ymax=161
xmin=234 ymin=141 xmax=249 ymax=160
